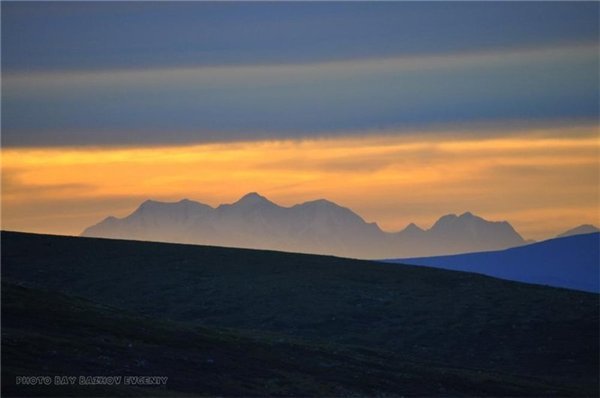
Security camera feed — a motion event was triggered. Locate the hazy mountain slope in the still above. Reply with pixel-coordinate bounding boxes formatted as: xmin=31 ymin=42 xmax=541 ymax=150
xmin=5 ymin=281 xmax=575 ymax=397
xmin=394 ymin=212 xmax=524 ymax=256
xmin=81 ymin=193 xmax=525 ymax=258
xmin=2 ymin=231 xmax=598 ymax=395
xmin=557 ymin=224 xmax=599 ymax=238
xmin=385 ymin=233 xmax=600 ymax=293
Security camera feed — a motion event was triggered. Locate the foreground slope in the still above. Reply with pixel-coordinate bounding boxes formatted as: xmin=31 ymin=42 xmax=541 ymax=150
xmin=385 ymin=233 xmax=600 ymax=293
xmin=2 ymin=231 xmax=598 ymax=396
xmin=81 ymin=193 xmax=525 ymax=258
xmin=4 ymin=282 xmax=576 ymax=397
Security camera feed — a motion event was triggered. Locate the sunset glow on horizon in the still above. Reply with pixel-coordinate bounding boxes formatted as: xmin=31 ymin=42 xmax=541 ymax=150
xmin=3 ymin=123 xmax=598 ymax=240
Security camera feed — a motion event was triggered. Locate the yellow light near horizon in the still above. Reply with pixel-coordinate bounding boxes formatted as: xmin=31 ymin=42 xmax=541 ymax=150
xmin=1 ymin=125 xmax=599 ymax=240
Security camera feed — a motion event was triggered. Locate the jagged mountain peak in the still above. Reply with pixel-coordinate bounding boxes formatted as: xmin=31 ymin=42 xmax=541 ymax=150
xmin=135 ymin=199 xmax=162 ymax=214
xmin=557 ymin=224 xmax=599 ymax=238
xmin=240 ymin=191 xmax=266 ymax=201
xmin=426 ymin=211 xmax=524 ymax=249
xmin=136 ymin=198 xmax=211 ymax=211
xmin=299 ymin=198 xmax=343 ymax=208
xmin=140 ymin=198 xmax=158 ymax=207
xmin=102 ymin=215 xmax=118 ymax=223
xmin=294 ymin=198 xmax=371 ymax=226
xmin=433 ymin=211 xmax=500 ymax=229
xmin=456 ymin=212 xmax=490 ymax=224
xmin=431 ymin=213 xmax=458 ymax=229
xmin=402 ymin=222 xmax=425 ymax=233
xmin=227 ymin=192 xmax=278 ymax=208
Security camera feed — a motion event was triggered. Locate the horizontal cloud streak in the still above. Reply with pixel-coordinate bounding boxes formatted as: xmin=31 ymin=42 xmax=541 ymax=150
xmin=2 ymin=2 xmax=597 ymax=72
xmin=3 ymin=44 xmax=598 ymax=147
xmin=5 ymin=43 xmax=597 ymax=91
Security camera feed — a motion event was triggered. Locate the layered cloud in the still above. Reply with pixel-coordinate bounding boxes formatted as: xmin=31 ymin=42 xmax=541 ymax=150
xmin=3 ymin=43 xmax=598 ymax=146
xmin=2 ymin=2 xmax=599 ymax=146
xmin=3 ymin=2 xmax=598 ymax=72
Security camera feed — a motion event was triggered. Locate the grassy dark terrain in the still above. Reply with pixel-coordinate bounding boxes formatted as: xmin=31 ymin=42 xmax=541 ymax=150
xmin=2 ymin=231 xmax=599 ymax=396
xmin=5 ymin=282 xmax=575 ymax=397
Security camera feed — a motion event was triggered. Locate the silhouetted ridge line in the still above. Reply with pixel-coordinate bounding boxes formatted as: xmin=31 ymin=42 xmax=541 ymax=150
xmin=82 ymin=192 xmax=525 ymax=258
xmin=385 ymin=233 xmax=600 ymax=293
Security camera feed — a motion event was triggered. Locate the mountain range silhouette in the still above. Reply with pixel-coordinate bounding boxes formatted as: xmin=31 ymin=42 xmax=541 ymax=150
xmin=82 ymin=192 xmax=536 ymax=258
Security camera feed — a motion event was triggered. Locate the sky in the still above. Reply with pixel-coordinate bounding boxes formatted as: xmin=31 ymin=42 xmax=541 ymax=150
xmin=1 ymin=2 xmax=599 ymax=240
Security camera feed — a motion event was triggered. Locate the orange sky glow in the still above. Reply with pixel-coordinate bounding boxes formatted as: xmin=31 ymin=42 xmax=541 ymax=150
xmin=2 ymin=123 xmax=599 ymax=241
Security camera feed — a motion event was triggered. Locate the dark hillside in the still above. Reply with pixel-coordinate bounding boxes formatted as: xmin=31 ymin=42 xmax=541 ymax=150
xmin=385 ymin=232 xmax=600 ymax=292
xmin=4 ymin=282 xmax=580 ymax=397
xmin=2 ymin=231 xmax=598 ymax=396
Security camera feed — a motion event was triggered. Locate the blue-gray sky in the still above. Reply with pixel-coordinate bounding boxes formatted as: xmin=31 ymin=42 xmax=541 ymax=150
xmin=1 ymin=2 xmax=599 ymax=146
xmin=2 ymin=2 xmax=599 ymax=240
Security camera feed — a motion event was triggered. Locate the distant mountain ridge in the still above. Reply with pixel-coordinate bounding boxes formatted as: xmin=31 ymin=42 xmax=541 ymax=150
xmin=385 ymin=233 xmax=600 ymax=293
xmin=395 ymin=211 xmax=524 ymax=258
xmin=82 ymin=193 xmax=526 ymax=258
xmin=557 ymin=224 xmax=599 ymax=238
